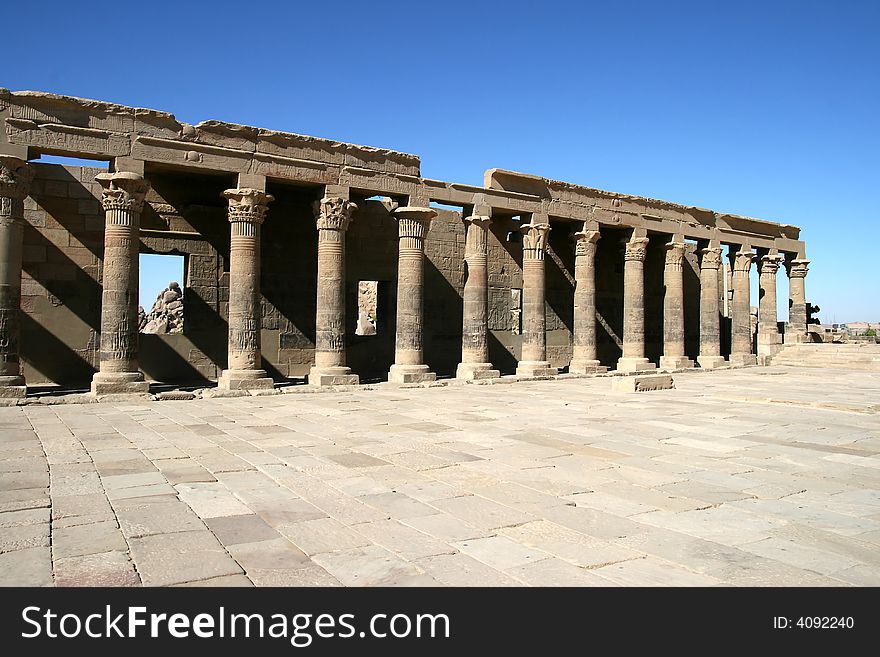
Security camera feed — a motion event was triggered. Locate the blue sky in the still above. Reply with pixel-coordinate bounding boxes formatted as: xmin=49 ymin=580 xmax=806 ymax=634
xmin=8 ymin=0 xmax=877 ymax=322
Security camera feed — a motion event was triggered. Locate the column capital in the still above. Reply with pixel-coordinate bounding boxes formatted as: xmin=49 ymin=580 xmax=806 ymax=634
xmin=699 ymin=247 xmax=722 ymax=270
xmin=222 ymin=188 xmax=274 ymax=224
xmin=393 ymin=206 xmax=436 ymax=240
xmin=463 ymin=214 xmax=491 ymax=229
xmin=732 ymin=249 xmax=756 ymax=274
xmin=521 ymin=222 xmax=551 ymax=260
xmin=313 ymin=196 xmax=357 ymax=232
xmin=0 ymin=156 xmax=33 ymax=201
xmin=664 ymin=241 xmax=686 ymax=268
xmin=573 ymin=230 xmax=600 ymax=257
xmin=96 ymin=172 xmax=150 ymax=214
xmin=759 ymin=253 xmax=783 ymax=275
xmin=788 ymin=259 xmax=810 ymax=278
xmin=624 ymin=236 xmax=649 ymax=262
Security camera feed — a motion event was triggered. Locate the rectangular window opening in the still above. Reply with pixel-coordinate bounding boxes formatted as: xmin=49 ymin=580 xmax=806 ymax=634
xmin=139 ymin=253 xmax=186 ymax=334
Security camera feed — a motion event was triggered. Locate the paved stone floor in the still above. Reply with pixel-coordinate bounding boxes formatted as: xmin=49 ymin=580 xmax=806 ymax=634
xmin=1 ymin=366 xmax=879 ymax=587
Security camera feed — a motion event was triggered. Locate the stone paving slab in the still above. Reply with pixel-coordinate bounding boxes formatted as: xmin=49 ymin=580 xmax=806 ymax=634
xmin=1 ymin=366 xmax=880 ymax=586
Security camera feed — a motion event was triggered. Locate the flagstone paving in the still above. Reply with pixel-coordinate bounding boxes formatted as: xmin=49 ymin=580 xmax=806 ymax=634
xmin=1 ymin=365 xmax=878 ymax=587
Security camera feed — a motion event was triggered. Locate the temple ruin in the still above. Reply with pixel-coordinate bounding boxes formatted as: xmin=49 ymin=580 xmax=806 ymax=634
xmin=0 ymin=90 xmax=812 ymax=397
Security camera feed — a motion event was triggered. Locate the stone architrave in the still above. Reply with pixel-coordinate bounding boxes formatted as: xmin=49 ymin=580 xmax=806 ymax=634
xmin=786 ymin=259 xmax=810 ymax=343
xmin=456 ymin=214 xmax=500 ymax=380
xmin=659 ymin=241 xmax=694 ymax=370
xmin=757 ymin=253 xmax=783 ymax=357
xmin=729 ymin=248 xmax=757 ymax=365
xmin=697 ymin=246 xmax=726 ymax=369
xmin=310 ymin=196 xmax=359 ymax=386
xmin=388 ymin=206 xmax=437 ymax=384
xmin=569 ymin=229 xmax=606 ymax=374
xmin=0 ymin=157 xmax=33 ymax=398
xmin=617 ymin=236 xmax=656 ymax=372
xmin=516 ymin=220 xmax=558 ymax=378
xmin=217 ymin=188 xmax=274 ymax=391
xmin=91 ymin=172 xmax=151 ymax=395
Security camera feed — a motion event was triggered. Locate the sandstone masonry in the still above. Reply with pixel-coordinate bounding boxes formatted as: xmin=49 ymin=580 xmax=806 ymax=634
xmin=0 ymin=90 xmax=811 ymax=394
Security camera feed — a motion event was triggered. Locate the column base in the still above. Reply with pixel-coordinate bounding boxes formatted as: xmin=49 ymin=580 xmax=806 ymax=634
xmin=456 ymin=363 xmax=500 ymax=380
xmin=309 ymin=366 xmax=359 ymax=387
xmin=568 ymin=359 xmax=608 ymax=374
xmin=728 ymin=353 xmax=757 ymax=366
xmin=697 ymin=355 xmax=727 ymax=369
xmin=784 ymin=330 xmax=809 ymax=344
xmin=0 ymin=375 xmax=27 ymax=398
xmin=91 ymin=371 xmax=149 ymax=395
xmin=659 ymin=356 xmax=694 ymax=370
xmin=516 ymin=361 xmax=558 ymax=378
xmin=388 ymin=364 xmax=436 ymax=384
xmin=217 ymin=369 xmax=275 ymax=391
xmin=616 ymin=357 xmax=657 ymax=373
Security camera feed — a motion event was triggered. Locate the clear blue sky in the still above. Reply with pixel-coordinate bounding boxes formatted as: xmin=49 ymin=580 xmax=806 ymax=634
xmin=7 ymin=0 xmax=877 ymax=323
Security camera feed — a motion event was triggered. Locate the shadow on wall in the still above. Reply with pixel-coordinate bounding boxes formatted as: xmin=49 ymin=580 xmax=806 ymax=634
xmin=20 ymin=313 xmax=96 ymax=386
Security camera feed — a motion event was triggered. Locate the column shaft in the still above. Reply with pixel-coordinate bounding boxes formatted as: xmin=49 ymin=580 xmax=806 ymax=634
xmin=569 ymin=229 xmax=605 ymax=373
xmin=91 ymin=172 xmax=150 ymax=395
xmin=389 ymin=207 xmax=437 ymax=383
xmin=457 ymin=215 xmax=499 ymax=380
xmin=310 ymin=197 xmax=358 ymax=386
xmin=0 ymin=157 xmax=32 ymax=398
xmin=617 ymin=237 xmax=655 ymax=372
xmin=516 ymin=221 xmax=557 ymax=377
xmin=659 ymin=241 xmax=693 ymax=369
xmin=757 ymin=254 xmax=782 ymax=358
xmin=786 ymin=259 xmax=809 ymax=342
xmin=698 ymin=247 xmax=726 ymax=369
xmin=218 ymin=188 xmax=274 ymax=391
xmin=729 ymin=249 xmax=757 ymax=365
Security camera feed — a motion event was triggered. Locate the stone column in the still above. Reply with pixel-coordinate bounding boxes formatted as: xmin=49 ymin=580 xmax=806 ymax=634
xmin=456 ymin=213 xmax=499 ymax=380
xmin=697 ymin=246 xmax=726 ymax=369
xmin=786 ymin=258 xmax=810 ymax=342
xmin=218 ymin=188 xmax=274 ymax=391
xmin=729 ymin=247 xmax=757 ymax=365
xmin=516 ymin=220 xmax=558 ymax=378
xmin=757 ymin=253 xmax=783 ymax=358
xmin=388 ymin=206 xmax=437 ymax=383
xmin=90 ymin=172 xmax=151 ymax=395
xmin=659 ymin=240 xmax=694 ymax=370
xmin=569 ymin=229 xmax=606 ymax=374
xmin=0 ymin=157 xmax=33 ymax=399
xmin=617 ymin=236 xmax=656 ymax=372
xmin=309 ymin=196 xmax=359 ymax=386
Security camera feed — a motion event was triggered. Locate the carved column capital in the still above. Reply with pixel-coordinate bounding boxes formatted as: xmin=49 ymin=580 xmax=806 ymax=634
xmin=394 ymin=206 xmax=436 ymax=243
xmin=700 ymin=247 xmax=722 ymax=270
xmin=759 ymin=253 xmax=783 ymax=276
xmin=0 ymin=156 xmax=33 ymax=201
xmin=788 ymin=259 xmax=810 ymax=278
xmin=521 ymin=222 xmax=551 ymax=260
xmin=464 ymin=214 xmax=490 ymax=260
xmin=732 ymin=249 xmax=756 ymax=277
xmin=222 ymin=188 xmax=274 ymax=224
xmin=624 ymin=237 xmax=649 ymax=262
xmin=313 ymin=196 xmax=356 ymax=232
xmin=664 ymin=241 xmax=686 ymax=270
xmin=573 ymin=230 xmax=600 ymax=258
xmin=96 ymin=172 xmax=150 ymax=214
